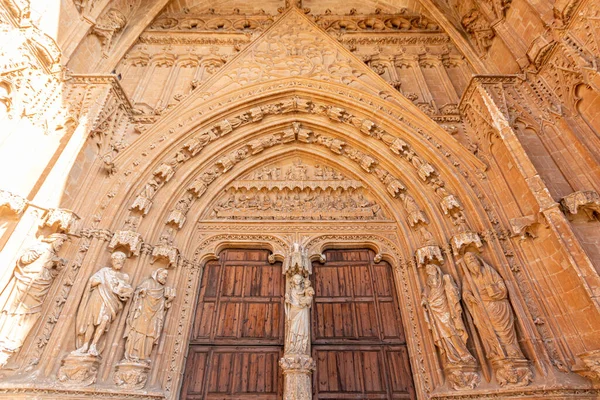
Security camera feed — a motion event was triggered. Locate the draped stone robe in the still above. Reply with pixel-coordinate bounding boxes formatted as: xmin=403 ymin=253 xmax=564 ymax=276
xmin=123 ymin=276 xmax=169 ymax=363
xmin=76 ymin=267 xmax=132 ymax=354
xmin=463 ymin=260 xmax=523 ymax=360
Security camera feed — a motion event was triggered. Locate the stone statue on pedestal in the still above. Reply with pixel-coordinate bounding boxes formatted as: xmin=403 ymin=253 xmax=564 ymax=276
xmin=114 ymin=268 xmax=175 ymax=389
xmin=284 ymin=274 xmax=314 ymax=356
xmin=58 ymin=251 xmax=133 ymax=387
xmin=421 ymin=264 xmax=479 ymax=390
xmin=280 ymin=243 xmax=315 ymax=400
xmin=461 ymin=251 xmax=532 ymax=387
xmin=0 ymin=234 xmax=67 ymax=367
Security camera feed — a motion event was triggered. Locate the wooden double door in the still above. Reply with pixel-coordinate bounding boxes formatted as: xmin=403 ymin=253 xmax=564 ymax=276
xmin=181 ymin=249 xmax=415 ymax=400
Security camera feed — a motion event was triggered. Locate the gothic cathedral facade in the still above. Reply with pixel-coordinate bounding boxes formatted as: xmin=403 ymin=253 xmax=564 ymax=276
xmin=1 ymin=0 xmax=600 ymax=399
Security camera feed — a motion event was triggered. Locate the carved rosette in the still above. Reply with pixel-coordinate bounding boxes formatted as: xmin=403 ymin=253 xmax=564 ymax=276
xmin=279 ymin=355 xmax=316 ymax=400
xmin=0 ymin=189 xmax=28 ymax=216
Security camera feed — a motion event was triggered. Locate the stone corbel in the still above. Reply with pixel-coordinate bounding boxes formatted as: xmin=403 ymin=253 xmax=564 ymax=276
xmin=509 ymin=214 xmax=540 ymax=240
xmin=440 ymin=194 xmax=463 ymax=215
xmin=560 ymin=190 xmax=600 ymax=220
xmin=154 ymin=163 xmax=175 ymax=182
xmin=574 ymin=350 xmax=600 ymax=383
xmin=129 ymin=197 xmax=153 ymax=215
xmin=151 ymin=245 xmax=179 ymax=268
xmin=416 ymin=245 xmax=444 ymax=267
xmin=109 ymin=230 xmax=143 ymax=257
xmin=450 ymin=231 xmax=483 ymax=256
xmin=40 ymin=208 xmax=80 ymax=234
xmin=0 ymin=189 xmax=28 ymax=216
xmin=283 ymin=243 xmax=312 ymax=276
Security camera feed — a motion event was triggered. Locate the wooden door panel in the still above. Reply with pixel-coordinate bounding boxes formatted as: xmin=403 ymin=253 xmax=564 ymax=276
xmin=191 ymin=249 xmax=284 ymax=344
xmin=182 ymin=249 xmax=284 ymax=400
xmin=183 ymin=346 xmax=283 ymax=399
xmin=313 ymin=347 xmax=414 ymax=400
xmin=312 ymin=249 xmax=415 ymax=400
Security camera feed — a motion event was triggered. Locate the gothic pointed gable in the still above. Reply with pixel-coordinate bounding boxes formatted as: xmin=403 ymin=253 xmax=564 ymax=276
xmin=164 ymin=7 xmax=437 ymax=126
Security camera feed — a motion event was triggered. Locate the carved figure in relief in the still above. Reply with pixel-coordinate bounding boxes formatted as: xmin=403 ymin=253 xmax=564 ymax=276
xmin=284 ymin=274 xmax=314 ymax=355
xmin=422 ymin=264 xmax=475 ymax=365
xmin=73 ymin=251 xmax=133 ymax=357
xmin=123 ymin=268 xmax=175 ymax=363
xmin=0 ymin=234 xmax=67 ymax=366
xmin=461 ymin=252 xmax=522 ymax=360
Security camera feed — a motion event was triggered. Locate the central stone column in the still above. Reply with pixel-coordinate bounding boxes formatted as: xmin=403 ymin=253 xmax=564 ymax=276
xmin=279 ymin=243 xmax=316 ymax=400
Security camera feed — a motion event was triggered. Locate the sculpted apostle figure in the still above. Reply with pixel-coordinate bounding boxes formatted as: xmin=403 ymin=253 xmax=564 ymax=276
xmin=421 ymin=264 xmax=475 ymax=365
xmin=123 ymin=268 xmax=175 ymax=364
xmin=284 ymin=274 xmax=314 ymax=355
xmin=461 ymin=252 xmax=524 ymax=360
xmin=0 ymin=234 xmax=67 ymax=365
xmin=74 ymin=251 xmax=134 ymax=357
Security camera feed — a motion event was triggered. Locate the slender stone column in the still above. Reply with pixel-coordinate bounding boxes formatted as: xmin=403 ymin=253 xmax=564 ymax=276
xmin=280 ymin=243 xmax=315 ymax=400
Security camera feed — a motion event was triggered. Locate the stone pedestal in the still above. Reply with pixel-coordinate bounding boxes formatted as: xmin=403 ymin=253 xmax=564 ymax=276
xmin=113 ymin=360 xmax=151 ymax=389
xmin=279 ymin=355 xmax=316 ymax=400
xmin=57 ymin=353 xmax=100 ymax=387
xmin=445 ymin=363 xmax=480 ymax=390
xmin=492 ymin=358 xmax=533 ymax=387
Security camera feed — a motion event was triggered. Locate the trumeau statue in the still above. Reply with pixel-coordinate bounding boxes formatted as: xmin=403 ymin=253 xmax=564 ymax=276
xmin=422 ymin=264 xmax=480 ymax=390
xmin=114 ymin=268 xmax=175 ymax=389
xmin=461 ymin=251 xmax=532 ymax=387
xmin=280 ymin=243 xmax=316 ymax=400
xmin=123 ymin=268 xmax=175 ymax=363
xmin=74 ymin=250 xmax=133 ymax=357
xmin=284 ymin=274 xmax=314 ymax=356
xmin=0 ymin=234 xmax=67 ymax=367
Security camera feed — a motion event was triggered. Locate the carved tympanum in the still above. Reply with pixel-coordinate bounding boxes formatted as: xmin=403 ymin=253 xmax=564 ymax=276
xmin=58 ymin=251 xmax=133 ymax=386
xmin=0 ymin=234 xmax=67 ymax=367
xmin=114 ymin=268 xmax=175 ymax=389
xmin=422 ymin=264 xmax=480 ymax=390
xmin=460 ymin=252 xmax=532 ymax=387
xmin=208 ymin=159 xmax=387 ymax=221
